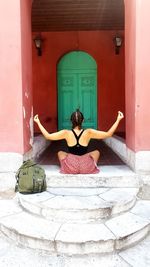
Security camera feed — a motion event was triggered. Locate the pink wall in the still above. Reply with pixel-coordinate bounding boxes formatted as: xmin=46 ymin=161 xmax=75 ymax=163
xmin=135 ymin=0 xmax=150 ymax=150
xmin=33 ymin=31 xmax=125 ymax=134
xmin=0 ymin=0 xmax=23 ymax=152
xmin=20 ymin=0 xmax=33 ymax=153
xmin=0 ymin=0 xmax=32 ymax=154
xmin=125 ymin=0 xmax=136 ymax=150
xmin=125 ymin=0 xmax=150 ymax=151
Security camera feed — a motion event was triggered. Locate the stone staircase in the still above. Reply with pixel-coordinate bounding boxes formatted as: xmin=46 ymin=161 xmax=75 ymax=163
xmin=0 ymin=165 xmax=150 ymax=259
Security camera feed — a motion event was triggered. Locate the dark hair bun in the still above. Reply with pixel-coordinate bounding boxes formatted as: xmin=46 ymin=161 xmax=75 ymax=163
xmin=70 ymin=110 xmax=84 ymax=129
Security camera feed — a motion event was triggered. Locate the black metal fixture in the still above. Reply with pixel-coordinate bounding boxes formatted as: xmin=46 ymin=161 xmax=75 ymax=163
xmin=34 ymin=35 xmax=43 ymax=56
xmin=113 ymin=36 xmax=122 ymax=55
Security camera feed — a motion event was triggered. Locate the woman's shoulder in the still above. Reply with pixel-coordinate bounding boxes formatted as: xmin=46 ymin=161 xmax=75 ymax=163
xmin=84 ymin=128 xmax=93 ymax=133
xmin=84 ymin=128 xmax=99 ymax=136
xmin=83 ymin=128 xmax=93 ymax=135
xmin=62 ymin=129 xmax=73 ymax=135
xmin=57 ymin=129 xmax=70 ymax=136
xmin=61 ymin=129 xmax=71 ymax=134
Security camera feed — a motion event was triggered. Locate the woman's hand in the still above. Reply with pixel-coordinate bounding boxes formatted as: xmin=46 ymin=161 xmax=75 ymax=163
xmin=117 ymin=111 xmax=124 ymax=121
xmin=34 ymin=114 xmax=40 ymax=124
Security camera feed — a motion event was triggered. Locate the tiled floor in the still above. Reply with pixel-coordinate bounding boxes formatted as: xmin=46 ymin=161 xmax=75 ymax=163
xmin=37 ymin=139 xmax=124 ymax=166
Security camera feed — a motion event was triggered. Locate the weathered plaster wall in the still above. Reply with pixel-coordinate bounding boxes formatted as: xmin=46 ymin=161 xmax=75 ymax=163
xmin=125 ymin=0 xmax=150 ymax=151
xmin=135 ymin=0 xmax=150 ymax=151
xmin=0 ymin=0 xmax=23 ymax=153
xmin=0 ymin=0 xmax=33 ymax=154
xmin=20 ymin=0 xmax=33 ymax=153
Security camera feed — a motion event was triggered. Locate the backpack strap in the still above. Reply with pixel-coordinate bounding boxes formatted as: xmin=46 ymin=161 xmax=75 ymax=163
xmin=15 ymin=160 xmax=37 ymax=189
xmin=19 ymin=160 xmax=37 ymax=169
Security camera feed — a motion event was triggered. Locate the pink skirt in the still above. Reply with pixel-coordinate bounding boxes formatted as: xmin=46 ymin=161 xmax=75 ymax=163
xmin=60 ymin=153 xmax=100 ymax=174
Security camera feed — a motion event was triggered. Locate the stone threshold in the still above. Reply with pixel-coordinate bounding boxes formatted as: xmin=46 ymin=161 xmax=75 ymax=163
xmin=44 ymin=165 xmax=140 ymax=188
xmin=0 ymin=165 xmax=141 ymax=193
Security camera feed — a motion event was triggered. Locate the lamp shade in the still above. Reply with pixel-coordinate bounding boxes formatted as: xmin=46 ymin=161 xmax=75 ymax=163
xmin=34 ymin=37 xmax=42 ymax=49
xmin=115 ymin=36 xmax=122 ymax=47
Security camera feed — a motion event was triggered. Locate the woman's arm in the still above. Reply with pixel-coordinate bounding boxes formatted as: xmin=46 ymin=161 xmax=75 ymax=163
xmin=34 ymin=115 xmax=67 ymax=140
xmin=89 ymin=111 xmax=124 ymax=139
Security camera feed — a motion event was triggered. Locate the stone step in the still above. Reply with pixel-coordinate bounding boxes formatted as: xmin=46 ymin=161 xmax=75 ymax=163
xmin=1 ymin=229 xmax=150 ymax=267
xmin=44 ymin=165 xmax=140 ymax=188
xmin=0 ymin=198 xmax=150 ymax=255
xmin=18 ymin=188 xmax=139 ymax=222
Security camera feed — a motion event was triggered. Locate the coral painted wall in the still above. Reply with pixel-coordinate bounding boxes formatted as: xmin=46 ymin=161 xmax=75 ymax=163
xmin=125 ymin=0 xmax=150 ymax=151
xmin=125 ymin=0 xmax=136 ymax=150
xmin=0 ymin=0 xmax=32 ymax=153
xmin=20 ymin=0 xmax=33 ymax=153
xmin=33 ymin=31 xmax=125 ymax=135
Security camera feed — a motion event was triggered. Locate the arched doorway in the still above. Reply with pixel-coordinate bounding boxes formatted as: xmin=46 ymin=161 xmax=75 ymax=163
xmin=57 ymin=51 xmax=97 ymax=130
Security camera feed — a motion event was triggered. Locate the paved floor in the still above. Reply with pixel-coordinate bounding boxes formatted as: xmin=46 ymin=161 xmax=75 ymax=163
xmin=37 ymin=140 xmax=124 ymax=166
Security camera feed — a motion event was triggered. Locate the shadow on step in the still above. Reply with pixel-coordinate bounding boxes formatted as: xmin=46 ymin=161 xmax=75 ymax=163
xmin=37 ymin=139 xmax=124 ymax=166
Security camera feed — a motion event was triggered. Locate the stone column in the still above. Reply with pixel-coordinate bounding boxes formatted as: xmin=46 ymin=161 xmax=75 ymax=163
xmin=125 ymin=0 xmax=150 ymax=173
xmin=0 ymin=0 xmax=33 ymax=172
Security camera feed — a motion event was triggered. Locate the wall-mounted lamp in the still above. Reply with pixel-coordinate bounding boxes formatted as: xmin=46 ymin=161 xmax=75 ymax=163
xmin=113 ymin=36 xmax=122 ymax=55
xmin=34 ymin=35 xmax=43 ymax=56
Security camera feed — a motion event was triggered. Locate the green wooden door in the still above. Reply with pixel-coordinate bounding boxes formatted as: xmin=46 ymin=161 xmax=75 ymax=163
xmin=58 ymin=51 xmax=97 ymax=130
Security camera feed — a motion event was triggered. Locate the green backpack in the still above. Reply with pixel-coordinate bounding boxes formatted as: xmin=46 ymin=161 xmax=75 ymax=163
xmin=15 ymin=160 xmax=47 ymax=194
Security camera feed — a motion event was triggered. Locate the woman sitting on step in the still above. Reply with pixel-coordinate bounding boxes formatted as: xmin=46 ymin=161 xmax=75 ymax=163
xmin=34 ymin=110 xmax=124 ymax=174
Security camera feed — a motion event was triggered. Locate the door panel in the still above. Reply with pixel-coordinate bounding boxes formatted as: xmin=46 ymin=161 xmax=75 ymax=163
xmin=58 ymin=51 xmax=97 ymax=130
xmin=78 ymin=73 xmax=97 ymax=129
xmin=58 ymin=73 xmax=77 ymax=129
